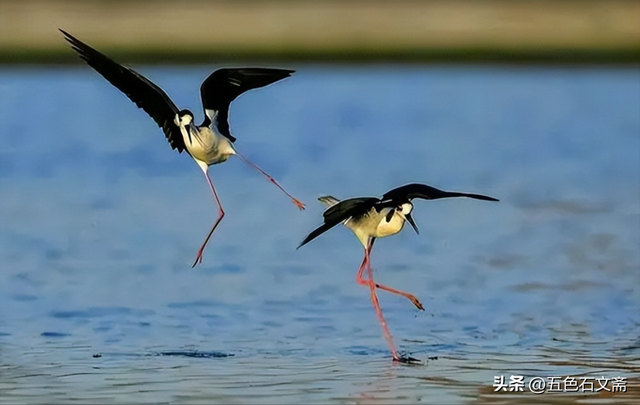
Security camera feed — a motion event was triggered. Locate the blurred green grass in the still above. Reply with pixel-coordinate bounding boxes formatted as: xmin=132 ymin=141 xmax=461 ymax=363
xmin=1 ymin=0 xmax=639 ymax=64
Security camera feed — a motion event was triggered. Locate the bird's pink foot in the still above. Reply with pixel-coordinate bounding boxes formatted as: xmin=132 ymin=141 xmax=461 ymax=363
xmin=192 ymin=250 xmax=204 ymax=268
xmin=407 ymin=294 xmax=424 ymax=311
xmin=292 ymin=198 xmax=306 ymax=210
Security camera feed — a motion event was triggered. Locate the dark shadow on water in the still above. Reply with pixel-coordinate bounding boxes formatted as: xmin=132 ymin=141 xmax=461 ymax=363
xmin=156 ymin=350 xmax=234 ymax=359
xmin=90 ymin=350 xmax=235 ymax=359
xmin=40 ymin=331 xmax=71 ymax=338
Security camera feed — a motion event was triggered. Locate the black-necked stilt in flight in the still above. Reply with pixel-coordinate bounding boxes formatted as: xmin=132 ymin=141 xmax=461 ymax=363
xmin=60 ymin=29 xmax=305 ymax=267
xmin=297 ymin=183 xmax=498 ymax=363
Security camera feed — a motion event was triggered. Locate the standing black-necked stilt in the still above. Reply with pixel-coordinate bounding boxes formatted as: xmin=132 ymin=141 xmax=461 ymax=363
xmin=60 ymin=29 xmax=305 ymax=267
xmin=298 ymin=183 xmax=498 ymax=363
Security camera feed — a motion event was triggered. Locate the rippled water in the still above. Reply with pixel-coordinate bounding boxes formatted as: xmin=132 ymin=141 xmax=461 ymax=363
xmin=1 ymin=65 xmax=639 ymax=403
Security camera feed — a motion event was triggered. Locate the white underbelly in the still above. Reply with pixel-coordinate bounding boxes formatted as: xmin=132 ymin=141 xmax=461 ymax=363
xmin=346 ymin=209 xmax=406 ymax=246
xmin=184 ymin=127 xmax=236 ymax=165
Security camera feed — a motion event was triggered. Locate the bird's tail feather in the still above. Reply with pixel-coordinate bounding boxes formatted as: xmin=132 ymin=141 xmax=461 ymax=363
xmin=318 ymin=196 xmax=341 ymax=208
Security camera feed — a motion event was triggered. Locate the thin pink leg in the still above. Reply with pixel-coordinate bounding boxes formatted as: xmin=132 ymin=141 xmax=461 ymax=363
xmin=372 ymin=284 xmax=424 ymax=311
xmin=355 ymin=242 xmax=423 ymax=310
xmin=362 ymin=241 xmax=399 ymax=361
xmin=235 ymin=153 xmax=305 ymax=210
xmin=355 ymin=248 xmax=370 ymax=286
xmin=355 ymin=239 xmax=399 ymax=360
xmin=192 ymin=169 xmax=225 ymax=268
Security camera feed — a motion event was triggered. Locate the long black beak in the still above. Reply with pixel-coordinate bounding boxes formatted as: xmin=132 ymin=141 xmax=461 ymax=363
xmin=406 ymin=213 xmax=419 ymax=235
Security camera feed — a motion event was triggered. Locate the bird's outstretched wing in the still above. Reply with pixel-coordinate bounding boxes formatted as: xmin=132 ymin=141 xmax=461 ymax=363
xmin=200 ymin=68 xmax=294 ymax=142
xmin=297 ymin=197 xmax=379 ymax=249
xmin=382 ymin=183 xmax=499 ymax=203
xmin=60 ymin=29 xmax=186 ymax=153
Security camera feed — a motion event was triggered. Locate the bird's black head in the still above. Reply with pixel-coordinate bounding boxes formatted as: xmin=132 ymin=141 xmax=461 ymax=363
xmin=400 ymin=202 xmax=419 ymax=235
xmin=175 ymin=109 xmax=194 ymax=127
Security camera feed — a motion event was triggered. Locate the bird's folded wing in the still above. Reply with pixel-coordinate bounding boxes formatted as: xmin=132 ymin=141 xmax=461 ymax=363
xmin=297 ymin=197 xmax=378 ymax=249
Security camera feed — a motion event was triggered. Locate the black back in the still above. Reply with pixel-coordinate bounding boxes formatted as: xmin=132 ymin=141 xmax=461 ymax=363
xmin=60 ymin=29 xmax=186 ymax=153
xmin=298 ymin=183 xmax=498 ymax=249
xmin=200 ymin=68 xmax=294 ymax=142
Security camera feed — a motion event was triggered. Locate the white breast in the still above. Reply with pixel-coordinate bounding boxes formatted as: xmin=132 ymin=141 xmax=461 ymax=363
xmin=374 ymin=209 xmax=406 ymax=237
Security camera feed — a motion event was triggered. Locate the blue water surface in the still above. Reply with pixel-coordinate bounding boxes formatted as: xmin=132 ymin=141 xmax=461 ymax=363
xmin=0 ymin=64 xmax=639 ymax=404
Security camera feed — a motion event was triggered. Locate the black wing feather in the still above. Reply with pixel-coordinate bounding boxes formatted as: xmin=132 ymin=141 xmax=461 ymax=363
xmin=382 ymin=183 xmax=499 ymax=203
xmin=322 ymin=197 xmax=379 ymax=223
xmin=297 ymin=222 xmax=337 ymax=250
xmin=200 ymin=68 xmax=294 ymax=142
xmin=297 ymin=197 xmax=378 ymax=249
xmin=60 ymin=29 xmax=186 ymax=153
